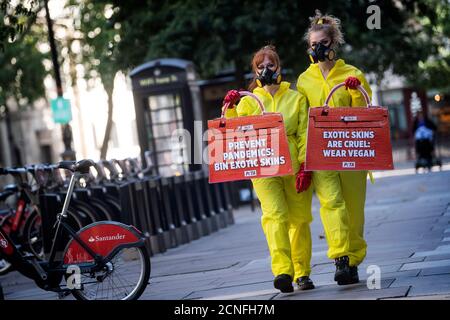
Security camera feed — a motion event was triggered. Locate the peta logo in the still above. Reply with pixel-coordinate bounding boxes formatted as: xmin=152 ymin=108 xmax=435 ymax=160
xmin=343 ymin=162 xmax=356 ymax=168
xmin=88 ymin=233 xmax=126 ymax=242
xmin=237 ymin=125 xmax=254 ymax=131
xmin=244 ymin=170 xmax=257 ymax=177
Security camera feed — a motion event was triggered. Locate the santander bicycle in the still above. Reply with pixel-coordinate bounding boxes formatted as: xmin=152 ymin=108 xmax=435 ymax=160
xmin=0 ymin=160 xmax=150 ymax=300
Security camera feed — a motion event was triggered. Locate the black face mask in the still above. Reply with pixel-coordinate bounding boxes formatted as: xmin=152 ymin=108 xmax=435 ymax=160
xmin=256 ymin=67 xmax=282 ymax=87
xmin=307 ymin=42 xmax=336 ymax=63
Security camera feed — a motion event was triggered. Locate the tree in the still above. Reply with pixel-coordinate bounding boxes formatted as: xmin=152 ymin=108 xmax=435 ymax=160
xmin=100 ymin=0 xmax=313 ymax=87
xmin=412 ymin=0 xmax=450 ymax=91
xmin=67 ymin=0 xmax=122 ymax=159
xmin=0 ymin=28 xmax=48 ymax=165
xmin=337 ymin=0 xmax=445 ymax=88
xmin=102 ymin=0 xmax=447 ymax=90
xmin=0 ymin=0 xmax=39 ymax=51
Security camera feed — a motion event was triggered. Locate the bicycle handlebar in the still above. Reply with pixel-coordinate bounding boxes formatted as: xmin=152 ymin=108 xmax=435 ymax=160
xmin=0 ymin=167 xmax=27 ymax=176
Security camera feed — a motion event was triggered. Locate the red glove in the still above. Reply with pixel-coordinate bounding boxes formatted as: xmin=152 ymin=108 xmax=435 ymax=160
xmin=344 ymin=76 xmax=361 ymax=90
xmin=296 ymin=163 xmax=312 ymax=193
xmin=223 ymin=90 xmax=240 ymax=109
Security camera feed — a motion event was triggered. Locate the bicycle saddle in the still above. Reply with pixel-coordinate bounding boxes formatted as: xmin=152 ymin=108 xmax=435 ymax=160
xmin=58 ymin=159 xmax=96 ymax=174
xmin=0 ymin=190 xmax=15 ymax=202
xmin=3 ymin=184 xmax=18 ymax=193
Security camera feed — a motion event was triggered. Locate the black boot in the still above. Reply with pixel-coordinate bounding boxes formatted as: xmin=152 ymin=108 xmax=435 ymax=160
xmin=348 ymin=266 xmax=359 ymax=284
xmin=274 ymin=274 xmax=294 ymax=293
xmin=334 ymin=256 xmax=352 ymax=285
xmin=296 ymin=276 xmax=315 ymax=290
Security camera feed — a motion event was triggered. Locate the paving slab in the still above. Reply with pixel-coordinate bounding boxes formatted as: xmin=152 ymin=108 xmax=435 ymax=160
xmin=424 ymin=253 xmax=450 ymax=261
xmin=390 ymin=274 xmax=450 ymax=297
xmin=186 ymin=282 xmax=278 ymax=300
xmin=400 ymin=259 xmax=450 ymax=271
xmin=411 ymin=245 xmax=450 ymax=258
xmin=419 ymin=265 xmax=450 ymax=276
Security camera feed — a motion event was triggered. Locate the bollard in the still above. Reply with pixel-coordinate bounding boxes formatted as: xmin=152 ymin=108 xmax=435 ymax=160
xmin=173 ymin=175 xmax=202 ymax=240
xmin=145 ymin=177 xmax=178 ymax=249
xmin=186 ymin=171 xmax=212 ymax=236
xmin=197 ymin=170 xmax=220 ymax=232
xmin=218 ymin=182 xmax=235 ymax=225
xmin=206 ymin=170 xmax=228 ymax=229
xmin=159 ymin=176 xmax=191 ymax=245
xmin=118 ymin=182 xmax=135 ymax=225
xmin=119 ymin=182 xmax=154 ymax=255
xmin=132 ymin=180 xmax=167 ymax=254
xmin=184 ymin=172 xmax=210 ymax=236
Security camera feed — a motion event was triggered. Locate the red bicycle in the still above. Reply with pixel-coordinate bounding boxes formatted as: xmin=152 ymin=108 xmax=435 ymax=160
xmin=0 ymin=160 xmax=150 ymax=300
xmin=0 ymin=167 xmax=43 ymax=275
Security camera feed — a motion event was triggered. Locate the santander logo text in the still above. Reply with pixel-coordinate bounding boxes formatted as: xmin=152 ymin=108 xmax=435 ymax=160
xmin=88 ymin=233 xmax=126 ymax=243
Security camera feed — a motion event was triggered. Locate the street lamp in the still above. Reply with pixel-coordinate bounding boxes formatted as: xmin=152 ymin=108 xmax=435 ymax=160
xmin=44 ymin=0 xmax=76 ymax=161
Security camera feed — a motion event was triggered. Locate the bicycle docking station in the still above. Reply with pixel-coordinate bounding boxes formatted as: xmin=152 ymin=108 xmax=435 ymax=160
xmin=33 ymin=162 xmax=235 ymax=259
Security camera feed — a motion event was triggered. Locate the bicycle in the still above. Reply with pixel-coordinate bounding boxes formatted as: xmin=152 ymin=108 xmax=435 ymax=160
xmin=0 ymin=167 xmax=44 ymax=275
xmin=0 ymin=159 xmax=150 ymax=300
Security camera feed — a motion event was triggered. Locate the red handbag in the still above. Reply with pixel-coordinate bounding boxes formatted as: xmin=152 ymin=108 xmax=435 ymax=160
xmin=305 ymin=83 xmax=394 ymax=171
xmin=207 ymin=91 xmax=293 ymax=183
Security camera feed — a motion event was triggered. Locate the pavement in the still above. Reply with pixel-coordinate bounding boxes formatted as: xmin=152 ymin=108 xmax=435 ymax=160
xmin=2 ymin=159 xmax=450 ymax=300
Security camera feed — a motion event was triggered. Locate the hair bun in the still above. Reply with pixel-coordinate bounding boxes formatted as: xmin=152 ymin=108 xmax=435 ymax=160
xmin=312 ymin=10 xmax=337 ymax=26
xmin=263 ymin=44 xmax=276 ymax=51
xmin=304 ymin=9 xmax=345 ymax=47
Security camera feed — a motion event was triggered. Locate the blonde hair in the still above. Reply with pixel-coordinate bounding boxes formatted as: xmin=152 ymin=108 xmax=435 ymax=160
xmin=248 ymin=45 xmax=281 ymax=91
xmin=304 ymin=9 xmax=345 ymax=49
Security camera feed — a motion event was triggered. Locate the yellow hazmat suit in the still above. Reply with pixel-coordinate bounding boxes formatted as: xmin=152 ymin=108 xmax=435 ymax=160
xmin=225 ymin=81 xmax=313 ymax=280
xmin=296 ymin=59 xmax=371 ymax=267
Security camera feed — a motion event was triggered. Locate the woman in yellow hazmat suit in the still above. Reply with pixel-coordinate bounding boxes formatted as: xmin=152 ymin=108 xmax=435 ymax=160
xmin=223 ymin=45 xmax=314 ymax=292
xmin=296 ymin=10 xmax=371 ymax=285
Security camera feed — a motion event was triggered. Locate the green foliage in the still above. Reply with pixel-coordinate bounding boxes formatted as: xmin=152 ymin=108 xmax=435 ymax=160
xmin=104 ymin=0 xmax=313 ymax=80
xmin=0 ymin=0 xmax=39 ymax=51
xmin=413 ymin=0 xmax=450 ymax=90
xmin=0 ymin=29 xmax=48 ymax=110
xmin=98 ymin=0 xmax=449 ymax=90
xmin=341 ymin=0 xmax=450 ymax=89
xmin=67 ymin=0 xmax=120 ymax=92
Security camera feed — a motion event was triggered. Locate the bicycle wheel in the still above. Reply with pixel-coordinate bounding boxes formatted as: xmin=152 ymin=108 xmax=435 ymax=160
xmin=70 ymin=200 xmax=98 ymax=225
xmin=86 ymin=198 xmax=115 ymax=221
xmin=66 ymin=209 xmax=84 ymax=231
xmin=102 ymin=195 xmax=121 ymax=221
xmin=0 ymin=258 xmax=13 ymax=275
xmin=22 ymin=210 xmax=44 ymax=258
xmin=70 ymin=245 xmax=150 ymax=300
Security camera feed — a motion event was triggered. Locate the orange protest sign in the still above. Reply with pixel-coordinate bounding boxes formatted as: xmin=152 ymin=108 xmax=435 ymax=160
xmin=207 ymin=91 xmax=293 ymax=183
xmin=305 ymin=83 xmax=394 ymax=171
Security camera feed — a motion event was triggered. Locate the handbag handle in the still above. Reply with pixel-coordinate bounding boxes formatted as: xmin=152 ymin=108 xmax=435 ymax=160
xmin=323 ymin=83 xmax=372 ymax=108
xmin=220 ymin=91 xmax=266 ymax=119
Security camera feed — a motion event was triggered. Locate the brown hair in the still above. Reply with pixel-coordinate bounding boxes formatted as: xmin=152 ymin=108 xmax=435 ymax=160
xmin=304 ymin=9 xmax=345 ymax=49
xmin=248 ymin=45 xmax=281 ymax=92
